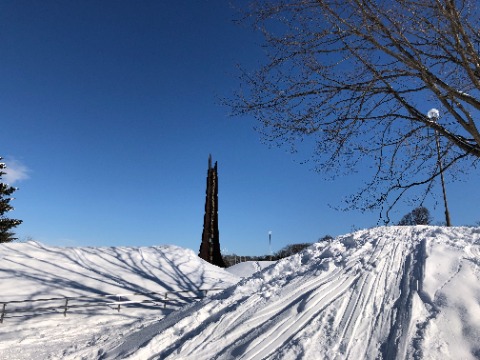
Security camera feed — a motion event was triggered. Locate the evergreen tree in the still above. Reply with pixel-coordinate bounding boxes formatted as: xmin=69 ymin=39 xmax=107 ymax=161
xmin=0 ymin=158 xmax=22 ymax=243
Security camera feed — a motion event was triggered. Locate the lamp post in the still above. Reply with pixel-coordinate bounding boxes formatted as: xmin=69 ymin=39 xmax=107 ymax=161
xmin=268 ymin=231 xmax=272 ymax=260
xmin=428 ymin=109 xmax=452 ymax=226
xmin=434 ymin=131 xmax=452 ymax=226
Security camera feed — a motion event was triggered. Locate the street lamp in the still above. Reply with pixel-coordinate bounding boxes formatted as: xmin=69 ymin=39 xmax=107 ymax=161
xmin=428 ymin=109 xmax=452 ymax=226
xmin=268 ymin=231 xmax=272 ymax=260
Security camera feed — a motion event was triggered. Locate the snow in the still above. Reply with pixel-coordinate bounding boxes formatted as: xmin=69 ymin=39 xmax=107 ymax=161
xmin=1 ymin=226 xmax=479 ymax=359
xmin=0 ymin=242 xmax=239 ymax=359
xmin=226 ymin=261 xmax=276 ymax=278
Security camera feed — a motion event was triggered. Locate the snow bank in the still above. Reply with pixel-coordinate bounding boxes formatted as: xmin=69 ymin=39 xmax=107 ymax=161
xmin=100 ymin=226 xmax=480 ymax=359
xmin=226 ymin=261 xmax=276 ymax=278
xmin=0 ymin=241 xmax=238 ymax=299
xmin=0 ymin=241 xmax=239 ymax=360
xmin=1 ymin=226 xmax=479 ymax=360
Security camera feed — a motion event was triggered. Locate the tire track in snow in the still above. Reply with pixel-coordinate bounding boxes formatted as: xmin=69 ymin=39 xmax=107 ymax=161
xmin=218 ymin=274 xmax=360 ymax=360
xmin=380 ymin=238 xmax=427 ymax=360
xmin=242 ymin=266 xmax=347 ymax=328
xmin=361 ymin=241 xmax=405 ymax=357
xmin=182 ymin=267 xmax=358 ymax=359
xmin=335 ymin=236 xmax=387 ymax=342
xmin=250 ymin=234 xmax=396 ymax=359
xmin=262 ymin=239 xmax=394 ymax=358
xmin=109 ymin=227 xmax=459 ymax=360
xmin=335 ymin=236 xmax=406 ymax=358
xmin=184 ymin=294 xmax=266 ymax=355
xmin=336 ymin=271 xmax=372 ymax=355
xmin=210 ymin=242 xmax=375 ymax=359
xmin=233 ymin=244 xmax=364 ymax=332
xmin=360 ymin=256 xmax=390 ymax=357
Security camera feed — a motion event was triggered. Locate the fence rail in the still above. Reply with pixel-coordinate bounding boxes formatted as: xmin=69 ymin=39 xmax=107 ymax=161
xmin=0 ymin=288 xmax=224 ymax=323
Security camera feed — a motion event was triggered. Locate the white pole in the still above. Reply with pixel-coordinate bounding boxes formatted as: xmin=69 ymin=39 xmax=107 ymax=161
xmin=268 ymin=231 xmax=272 ymax=260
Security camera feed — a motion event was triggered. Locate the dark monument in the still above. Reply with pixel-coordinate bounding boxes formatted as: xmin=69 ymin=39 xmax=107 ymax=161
xmin=198 ymin=155 xmax=225 ymax=267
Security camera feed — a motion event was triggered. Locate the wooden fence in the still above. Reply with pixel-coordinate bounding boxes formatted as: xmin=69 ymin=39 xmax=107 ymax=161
xmin=0 ymin=288 xmax=224 ymax=323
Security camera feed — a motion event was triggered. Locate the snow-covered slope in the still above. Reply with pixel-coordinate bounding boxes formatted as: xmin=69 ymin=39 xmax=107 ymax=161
xmin=1 ymin=226 xmax=479 ymax=360
xmin=99 ymin=226 xmax=480 ymax=360
xmin=0 ymin=242 xmax=239 ymax=360
xmin=226 ymin=261 xmax=276 ymax=278
xmin=0 ymin=241 xmax=238 ymax=299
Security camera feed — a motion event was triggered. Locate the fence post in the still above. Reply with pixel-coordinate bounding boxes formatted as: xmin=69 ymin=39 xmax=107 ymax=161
xmin=1 ymin=303 xmax=5 ymax=323
xmin=64 ymin=299 xmax=69 ymax=317
xmin=0 ymin=289 xmax=220 ymax=321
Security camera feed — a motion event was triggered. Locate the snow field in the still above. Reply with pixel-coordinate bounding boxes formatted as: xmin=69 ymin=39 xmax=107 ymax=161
xmin=0 ymin=242 xmax=239 ymax=359
xmin=104 ymin=226 xmax=480 ymax=359
xmin=1 ymin=226 xmax=479 ymax=359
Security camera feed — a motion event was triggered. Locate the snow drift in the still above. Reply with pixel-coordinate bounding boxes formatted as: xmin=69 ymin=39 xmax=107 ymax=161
xmin=0 ymin=241 xmax=239 ymax=299
xmin=1 ymin=226 xmax=479 ymax=360
xmin=102 ymin=226 xmax=480 ymax=360
xmin=0 ymin=242 xmax=239 ymax=359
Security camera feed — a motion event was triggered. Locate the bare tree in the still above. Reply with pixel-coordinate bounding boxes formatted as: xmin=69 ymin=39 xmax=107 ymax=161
xmin=231 ymin=0 xmax=480 ymax=221
xmin=398 ymin=206 xmax=432 ymax=225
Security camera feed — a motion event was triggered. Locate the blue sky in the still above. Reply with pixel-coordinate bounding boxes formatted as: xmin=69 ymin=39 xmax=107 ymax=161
xmin=1 ymin=1 xmax=479 ymax=255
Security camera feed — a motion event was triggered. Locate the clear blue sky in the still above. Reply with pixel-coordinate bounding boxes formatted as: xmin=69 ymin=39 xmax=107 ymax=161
xmin=1 ymin=1 xmax=478 ymax=255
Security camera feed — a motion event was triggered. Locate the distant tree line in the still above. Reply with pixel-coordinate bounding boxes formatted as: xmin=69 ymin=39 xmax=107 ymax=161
xmin=397 ymin=206 xmax=432 ymax=226
xmin=222 ymin=206 xmax=480 ymax=267
xmin=223 ymin=235 xmax=333 ymax=267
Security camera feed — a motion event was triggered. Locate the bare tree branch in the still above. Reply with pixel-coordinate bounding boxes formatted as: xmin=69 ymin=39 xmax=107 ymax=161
xmin=229 ymin=0 xmax=480 ymax=220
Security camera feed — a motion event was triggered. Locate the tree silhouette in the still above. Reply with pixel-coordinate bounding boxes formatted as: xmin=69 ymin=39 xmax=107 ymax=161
xmin=231 ymin=0 xmax=480 ymax=221
xmin=398 ymin=206 xmax=432 ymax=226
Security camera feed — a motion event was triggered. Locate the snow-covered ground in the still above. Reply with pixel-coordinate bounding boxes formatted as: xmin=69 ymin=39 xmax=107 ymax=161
xmin=226 ymin=260 xmax=276 ymax=278
xmin=1 ymin=226 xmax=479 ymax=359
xmin=0 ymin=242 xmax=239 ymax=359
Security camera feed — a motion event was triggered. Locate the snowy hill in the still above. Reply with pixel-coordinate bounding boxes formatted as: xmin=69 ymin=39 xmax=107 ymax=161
xmin=0 ymin=241 xmax=238 ymax=299
xmin=226 ymin=260 xmax=276 ymax=278
xmin=1 ymin=226 xmax=479 ymax=359
xmin=0 ymin=242 xmax=239 ymax=359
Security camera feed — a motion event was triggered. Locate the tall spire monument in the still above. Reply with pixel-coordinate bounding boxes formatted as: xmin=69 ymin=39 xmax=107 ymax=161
xmin=198 ymin=155 xmax=225 ymax=267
